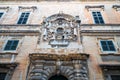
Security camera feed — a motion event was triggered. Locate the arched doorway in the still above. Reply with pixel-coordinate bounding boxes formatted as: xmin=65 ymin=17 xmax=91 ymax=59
xmin=48 ymin=75 xmax=68 ymax=80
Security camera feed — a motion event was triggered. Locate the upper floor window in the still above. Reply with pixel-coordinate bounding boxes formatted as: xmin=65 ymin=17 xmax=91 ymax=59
xmin=0 ymin=73 xmax=6 ymax=80
xmin=0 ymin=12 xmax=4 ymax=18
xmin=17 ymin=12 xmax=30 ymax=24
xmin=100 ymin=40 xmax=116 ymax=52
xmin=92 ymin=12 xmax=104 ymax=24
xmin=4 ymin=40 xmax=19 ymax=51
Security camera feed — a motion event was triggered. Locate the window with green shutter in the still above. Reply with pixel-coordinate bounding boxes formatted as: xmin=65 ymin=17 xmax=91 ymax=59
xmin=100 ymin=40 xmax=116 ymax=52
xmin=92 ymin=12 xmax=104 ymax=24
xmin=17 ymin=12 xmax=30 ymax=24
xmin=4 ymin=40 xmax=19 ymax=50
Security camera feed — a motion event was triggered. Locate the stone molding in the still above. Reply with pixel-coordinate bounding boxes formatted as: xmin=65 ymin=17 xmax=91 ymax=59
xmin=0 ymin=6 xmax=10 ymax=12
xmin=0 ymin=30 xmax=39 ymax=36
xmin=18 ymin=6 xmax=37 ymax=12
xmin=100 ymin=64 xmax=120 ymax=70
xmin=29 ymin=53 xmax=89 ymax=61
xmin=81 ymin=30 xmax=120 ymax=36
xmin=85 ymin=5 xmax=104 ymax=11
xmin=112 ymin=5 xmax=120 ymax=11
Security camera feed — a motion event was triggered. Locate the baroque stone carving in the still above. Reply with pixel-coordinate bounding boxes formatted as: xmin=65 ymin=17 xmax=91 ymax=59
xmin=42 ymin=13 xmax=78 ymax=47
xmin=27 ymin=53 xmax=89 ymax=80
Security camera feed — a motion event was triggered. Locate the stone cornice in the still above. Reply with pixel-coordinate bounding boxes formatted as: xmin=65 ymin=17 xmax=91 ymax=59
xmin=0 ymin=52 xmax=18 ymax=55
xmin=18 ymin=6 xmax=37 ymax=12
xmin=0 ymin=24 xmax=120 ymax=26
xmin=0 ymin=62 xmax=19 ymax=69
xmin=0 ymin=0 xmax=118 ymax=2
xmin=0 ymin=24 xmax=41 ymax=26
xmin=81 ymin=30 xmax=120 ymax=33
xmin=0 ymin=6 xmax=10 ymax=12
xmin=0 ymin=30 xmax=40 ymax=36
xmin=29 ymin=53 xmax=89 ymax=61
xmin=112 ymin=5 xmax=120 ymax=11
xmin=81 ymin=30 xmax=120 ymax=36
xmin=0 ymin=24 xmax=41 ymax=31
xmin=80 ymin=24 xmax=120 ymax=35
xmin=80 ymin=24 xmax=120 ymax=26
xmin=100 ymin=64 xmax=120 ymax=70
xmin=85 ymin=5 xmax=104 ymax=11
xmin=0 ymin=24 xmax=120 ymax=36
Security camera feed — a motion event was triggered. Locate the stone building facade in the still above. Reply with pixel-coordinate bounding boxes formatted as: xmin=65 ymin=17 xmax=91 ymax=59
xmin=0 ymin=0 xmax=120 ymax=80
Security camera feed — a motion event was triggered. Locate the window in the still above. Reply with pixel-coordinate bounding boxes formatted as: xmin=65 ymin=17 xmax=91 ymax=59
xmin=0 ymin=73 xmax=6 ymax=80
xmin=92 ymin=12 xmax=104 ymax=24
xmin=17 ymin=12 xmax=30 ymax=24
xmin=100 ymin=40 xmax=116 ymax=52
xmin=110 ymin=75 xmax=120 ymax=80
xmin=4 ymin=40 xmax=19 ymax=51
xmin=0 ymin=12 xmax=4 ymax=18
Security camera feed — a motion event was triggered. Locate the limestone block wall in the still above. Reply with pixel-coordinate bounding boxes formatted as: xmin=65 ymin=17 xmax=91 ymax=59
xmin=11 ymin=36 xmax=38 ymax=80
xmin=0 ymin=1 xmax=120 ymax=25
xmin=83 ymin=35 xmax=120 ymax=80
xmin=0 ymin=36 xmax=38 ymax=80
xmin=0 ymin=1 xmax=120 ymax=80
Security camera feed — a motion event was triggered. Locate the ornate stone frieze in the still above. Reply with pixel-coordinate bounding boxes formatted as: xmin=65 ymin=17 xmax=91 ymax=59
xmin=42 ymin=13 xmax=79 ymax=47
